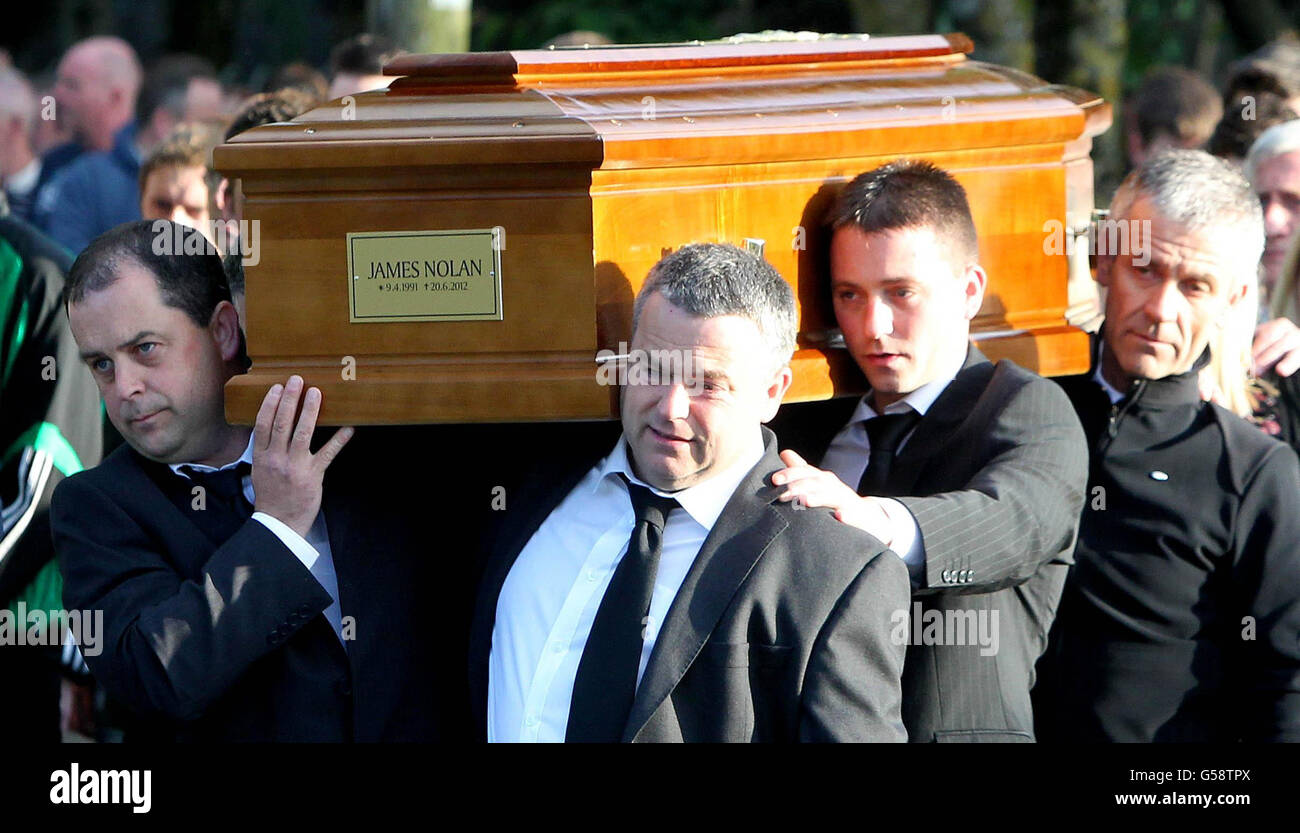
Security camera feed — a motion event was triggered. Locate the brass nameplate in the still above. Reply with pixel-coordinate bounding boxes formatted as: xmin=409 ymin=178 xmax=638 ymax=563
xmin=347 ymin=228 xmax=503 ymax=323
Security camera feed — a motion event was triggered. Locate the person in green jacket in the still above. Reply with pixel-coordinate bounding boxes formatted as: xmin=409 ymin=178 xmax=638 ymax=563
xmin=0 ymin=191 xmax=103 ymax=741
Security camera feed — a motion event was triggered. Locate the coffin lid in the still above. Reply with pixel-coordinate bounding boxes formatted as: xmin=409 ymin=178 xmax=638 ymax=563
xmin=215 ymin=33 xmax=1110 ymax=176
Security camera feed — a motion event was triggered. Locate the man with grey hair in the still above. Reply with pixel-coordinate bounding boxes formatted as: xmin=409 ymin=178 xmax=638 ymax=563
xmin=1244 ymin=119 xmax=1300 ymax=297
xmin=471 ymin=242 xmax=910 ymax=742
xmin=1243 ymin=119 xmax=1300 ymax=383
xmin=0 ymin=68 xmax=42 ymax=222
xmin=1041 ymin=149 xmax=1300 ymax=741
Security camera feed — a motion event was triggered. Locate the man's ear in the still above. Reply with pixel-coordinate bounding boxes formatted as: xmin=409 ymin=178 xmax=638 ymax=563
xmin=209 ymin=301 xmax=242 ymax=364
xmin=214 ymin=177 xmax=231 ymax=217
xmin=759 ymin=364 xmax=794 ymax=423
xmin=962 ymin=263 xmax=988 ymax=320
xmin=1126 ymin=128 xmax=1145 ymax=169
xmin=1095 ymin=253 xmax=1115 ymax=288
xmin=1224 ymin=275 xmax=1249 ymax=309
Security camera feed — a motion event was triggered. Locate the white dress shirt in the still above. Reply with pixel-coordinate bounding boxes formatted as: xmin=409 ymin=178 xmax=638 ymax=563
xmin=4 ymin=158 xmax=40 ymax=198
xmin=488 ymin=429 xmax=765 ymax=743
xmin=169 ymin=434 xmax=344 ymax=645
xmin=821 ymin=356 xmax=966 ymax=585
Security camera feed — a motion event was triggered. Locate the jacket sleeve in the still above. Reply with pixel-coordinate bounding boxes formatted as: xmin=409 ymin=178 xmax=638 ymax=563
xmin=0 ymin=238 xmax=102 ymax=605
xmin=800 ymin=547 xmax=910 ymax=742
xmin=1233 ymin=442 xmax=1300 ymax=742
xmin=52 ymin=473 xmax=334 ymax=723
xmin=898 ymin=375 xmax=1088 ymax=596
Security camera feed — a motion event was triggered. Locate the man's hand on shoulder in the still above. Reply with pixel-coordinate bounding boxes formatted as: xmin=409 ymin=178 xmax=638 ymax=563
xmin=1254 ymin=317 xmax=1300 ymax=378
xmin=773 ymin=449 xmax=893 ymax=543
xmin=252 ymin=375 xmax=354 ymax=538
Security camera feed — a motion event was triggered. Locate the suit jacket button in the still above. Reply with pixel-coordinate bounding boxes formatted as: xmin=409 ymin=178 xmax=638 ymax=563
xmin=941 ymin=570 xmax=952 ymax=582
xmin=337 ymin=681 xmax=352 ymax=697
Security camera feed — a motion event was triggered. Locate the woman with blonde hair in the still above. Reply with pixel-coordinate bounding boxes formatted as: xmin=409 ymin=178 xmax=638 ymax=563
xmin=1206 ymin=248 xmax=1300 ymax=441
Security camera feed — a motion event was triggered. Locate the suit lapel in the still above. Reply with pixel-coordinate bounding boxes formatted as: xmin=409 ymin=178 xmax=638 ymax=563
xmin=131 ymin=452 xmax=226 ymax=572
xmin=888 ymin=344 xmax=992 ymax=495
xmin=319 ymin=482 xmax=360 ymax=668
xmin=623 ymin=432 xmax=790 ymax=741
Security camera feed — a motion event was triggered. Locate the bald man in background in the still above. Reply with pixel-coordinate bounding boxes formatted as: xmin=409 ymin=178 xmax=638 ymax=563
xmin=34 ymin=36 xmax=144 ymax=254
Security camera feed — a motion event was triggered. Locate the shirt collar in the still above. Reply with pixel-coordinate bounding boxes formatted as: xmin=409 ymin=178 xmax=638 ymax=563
xmin=5 ymin=158 xmax=40 ymax=194
xmin=594 ymin=429 xmax=765 ymax=532
xmin=850 ymin=348 xmax=967 ymax=422
xmin=169 ymin=433 xmax=255 ymax=480
xmin=1092 ymin=364 xmax=1126 ymax=405
xmin=1090 ymin=328 xmax=1209 ymax=408
xmin=1091 ymin=335 xmax=1126 ymax=404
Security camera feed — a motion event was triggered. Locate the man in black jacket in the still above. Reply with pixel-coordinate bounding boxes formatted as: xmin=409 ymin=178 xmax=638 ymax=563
xmin=51 ymin=220 xmax=446 ymax=741
xmin=769 ymin=160 xmax=1088 ymax=742
xmin=1043 ymin=149 xmax=1300 ymax=742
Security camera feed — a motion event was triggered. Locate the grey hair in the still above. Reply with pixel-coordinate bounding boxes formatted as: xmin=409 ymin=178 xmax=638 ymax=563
xmin=1244 ymin=119 xmax=1300 ymax=182
xmin=632 ymin=242 xmax=797 ymax=368
xmin=1110 ymin=149 xmax=1265 ymax=284
xmin=0 ymin=69 xmax=36 ymax=134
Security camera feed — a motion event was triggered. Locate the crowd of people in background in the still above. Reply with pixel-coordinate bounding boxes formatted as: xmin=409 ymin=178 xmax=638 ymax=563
xmin=0 ymin=31 xmax=403 ymax=741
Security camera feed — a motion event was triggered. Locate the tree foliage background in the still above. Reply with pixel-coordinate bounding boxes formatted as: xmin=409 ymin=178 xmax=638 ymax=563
xmin=8 ymin=0 xmax=1300 ymax=192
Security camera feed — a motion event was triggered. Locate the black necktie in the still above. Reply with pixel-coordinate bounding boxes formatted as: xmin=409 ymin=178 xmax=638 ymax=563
xmin=566 ymin=477 xmax=678 ymax=743
xmin=858 ymin=410 xmax=921 ymax=497
xmin=187 ymin=462 xmax=254 ymax=526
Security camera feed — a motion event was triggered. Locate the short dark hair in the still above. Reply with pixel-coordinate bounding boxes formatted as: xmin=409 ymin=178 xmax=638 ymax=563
xmin=264 ymin=61 xmax=329 ymax=101
xmin=1207 ymin=91 xmax=1299 ymax=160
xmin=1223 ymin=40 xmax=1300 ymax=103
xmin=827 ymin=159 xmax=979 ymax=265
xmin=224 ymin=88 xmax=318 ymax=142
xmin=222 ymin=251 xmax=245 ymax=297
xmin=329 ymin=33 xmax=400 ymax=77
xmin=1131 ymin=66 xmax=1221 ymax=147
xmin=137 ymin=53 xmax=217 ymax=127
xmin=66 ymin=220 xmax=231 ymax=330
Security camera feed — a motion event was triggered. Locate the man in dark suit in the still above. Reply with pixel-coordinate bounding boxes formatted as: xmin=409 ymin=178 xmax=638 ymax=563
xmin=472 ymin=242 xmax=910 ymax=742
xmin=1044 ymin=150 xmax=1300 ymax=741
xmin=51 ymin=219 xmax=442 ymax=741
xmin=770 ymin=160 xmax=1088 ymax=742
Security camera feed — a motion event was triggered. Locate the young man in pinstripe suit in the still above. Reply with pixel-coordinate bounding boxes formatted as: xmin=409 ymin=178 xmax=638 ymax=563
xmin=772 ymin=159 xmax=1089 ymax=742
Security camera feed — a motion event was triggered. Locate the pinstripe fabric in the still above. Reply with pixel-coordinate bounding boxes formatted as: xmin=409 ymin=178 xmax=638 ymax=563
xmin=888 ymin=347 xmax=1087 ymax=740
xmin=772 ymin=344 xmax=1089 ymax=741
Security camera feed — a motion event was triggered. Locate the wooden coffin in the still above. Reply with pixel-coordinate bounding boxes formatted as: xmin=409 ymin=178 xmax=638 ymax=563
xmin=215 ymin=33 xmax=1111 ymax=425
